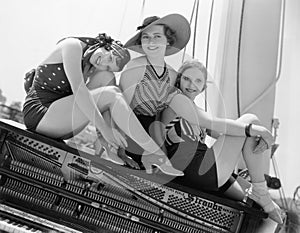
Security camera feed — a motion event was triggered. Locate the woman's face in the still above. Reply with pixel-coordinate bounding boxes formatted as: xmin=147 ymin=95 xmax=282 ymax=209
xmin=180 ymin=67 xmax=206 ymax=100
xmin=90 ymin=47 xmax=120 ymax=72
xmin=141 ymin=25 xmax=168 ymax=57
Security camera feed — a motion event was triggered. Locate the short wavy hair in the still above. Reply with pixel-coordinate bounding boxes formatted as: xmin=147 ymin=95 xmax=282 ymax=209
xmin=135 ymin=24 xmax=177 ymax=47
xmin=175 ymin=60 xmax=208 ymax=91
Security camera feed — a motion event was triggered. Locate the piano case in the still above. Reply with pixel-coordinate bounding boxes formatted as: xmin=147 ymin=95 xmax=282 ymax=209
xmin=0 ymin=119 xmax=267 ymax=233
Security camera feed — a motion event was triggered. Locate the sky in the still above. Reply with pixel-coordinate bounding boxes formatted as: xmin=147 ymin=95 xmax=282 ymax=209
xmin=0 ymin=0 xmax=196 ymax=104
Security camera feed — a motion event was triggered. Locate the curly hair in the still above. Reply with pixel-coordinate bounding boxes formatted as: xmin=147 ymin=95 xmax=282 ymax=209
xmin=135 ymin=24 xmax=177 ymax=47
xmin=175 ymin=60 xmax=208 ymax=91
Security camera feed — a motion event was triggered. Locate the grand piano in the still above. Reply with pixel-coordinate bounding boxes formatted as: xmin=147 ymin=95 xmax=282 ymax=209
xmin=0 ymin=119 xmax=267 ymax=233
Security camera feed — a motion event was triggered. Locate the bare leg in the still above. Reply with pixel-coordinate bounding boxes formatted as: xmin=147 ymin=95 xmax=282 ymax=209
xmin=86 ymin=72 xmax=125 ymax=164
xmin=36 ymin=86 xmax=183 ymax=175
xmin=196 ymin=113 xmax=283 ymax=223
xmin=37 ymin=86 xmax=163 ymax=154
xmin=99 ymin=88 xmax=183 ymax=175
xmin=242 ymin=137 xmax=270 ymax=183
xmin=210 ymin=135 xmax=244 ymax=187
xmin=240 ymin=121 xmax=284 ymax=224
xmin=198 ymin=114 xmax=259 ymax=201
xmin=208 ymin=114 xmax=258 ymax=187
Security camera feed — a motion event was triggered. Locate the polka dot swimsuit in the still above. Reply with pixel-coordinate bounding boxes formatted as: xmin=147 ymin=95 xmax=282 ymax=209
xmin=23 ymin=63 xmax=73 ymax=130
xmin=22 ymin=36 xmax=99 ymax=131
xmin=34 ymin=64 xmax=71 ymax=94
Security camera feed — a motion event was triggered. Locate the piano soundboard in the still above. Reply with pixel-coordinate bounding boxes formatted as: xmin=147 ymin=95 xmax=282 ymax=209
xmin=0 ymin=119 xmax=267 ymax=233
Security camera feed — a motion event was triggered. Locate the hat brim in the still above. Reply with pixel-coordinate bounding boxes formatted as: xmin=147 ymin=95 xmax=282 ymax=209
xmin=124 ymin=14 xmax=191 ymax=56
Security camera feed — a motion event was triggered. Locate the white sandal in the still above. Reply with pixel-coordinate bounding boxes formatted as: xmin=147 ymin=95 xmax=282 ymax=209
xmin=245 ymin=182 xmax=285 ymax=224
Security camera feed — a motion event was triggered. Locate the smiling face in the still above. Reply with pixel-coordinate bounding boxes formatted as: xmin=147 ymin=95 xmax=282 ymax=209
xmin=89 ymin=47 xmax=121 ymax=72
xmin=180 ymin=67 xmax=206 ymax=100
xmin=140 ymin=25 xmax=168 ymax=57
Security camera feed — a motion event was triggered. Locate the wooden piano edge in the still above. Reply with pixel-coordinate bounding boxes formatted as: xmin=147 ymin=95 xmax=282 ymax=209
xmin=0 ymin=119 xmax=268 ymax=223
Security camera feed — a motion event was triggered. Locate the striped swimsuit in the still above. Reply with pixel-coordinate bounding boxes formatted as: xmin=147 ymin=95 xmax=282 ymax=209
xmin=165 ymin=117 xmax=207 ymax=146
xmin=130 ymin=61 xmax=179 ymax=117
xmin=165 ymin=117 xmax=238 ymax=193
xmin=125 ymin=60 xmax=180 ymax=165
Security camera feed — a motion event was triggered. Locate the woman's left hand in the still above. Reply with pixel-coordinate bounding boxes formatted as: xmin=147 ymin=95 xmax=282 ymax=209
xmin=253 ymin=136 xmax=269 ymax=154
xmin=252 ymin=125 xmax=274 ymax=153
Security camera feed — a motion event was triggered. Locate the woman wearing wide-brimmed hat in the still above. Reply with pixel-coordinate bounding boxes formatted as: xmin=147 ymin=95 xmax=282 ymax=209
xmin=119 ymin=13 xmax=192 ymax=173
xmin=119 ymin=14 xmax=284 ymax=224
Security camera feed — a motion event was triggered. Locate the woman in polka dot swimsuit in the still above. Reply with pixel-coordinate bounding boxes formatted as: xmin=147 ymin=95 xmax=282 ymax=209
xmin=22 ymin=33 xmax=183 ymax=176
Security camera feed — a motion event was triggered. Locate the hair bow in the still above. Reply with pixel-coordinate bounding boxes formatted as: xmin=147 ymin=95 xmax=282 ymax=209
xmin=95 ymin=33 xmax=124 ymax=51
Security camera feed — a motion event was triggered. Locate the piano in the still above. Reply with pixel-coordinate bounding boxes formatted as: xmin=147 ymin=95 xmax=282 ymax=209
xmin=0 ymin=119 xmax=267 ymax=233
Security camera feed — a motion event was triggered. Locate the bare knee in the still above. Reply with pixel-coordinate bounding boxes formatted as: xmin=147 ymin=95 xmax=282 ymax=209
xmin=237 ymin=113 xmax=260 ymax=124
xmin=106 ymin=85 xmax=122 ymax=94
xmin=93 ymin=86 xmax=124 ymax=111
xmin=105 ymin=86 xmax=126 ymax=111
xmin=87 ymin=71 xmax=115 ymax=90
xmin=105 ymin=86 xmax=123 ymax=102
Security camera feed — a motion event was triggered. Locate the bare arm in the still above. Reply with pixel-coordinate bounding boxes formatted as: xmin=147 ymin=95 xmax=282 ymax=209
xmin=86 ymin=70 xmax=118 ymax=130
xmin=87 ymin=69 xmax=128 ymax=149
xmin=86 ymin=71 xmax=117 ymax=129
xmin=87 ymin=70 xmax=117 ymax=89
xmin=61 ymin=38 xmax=118 ymax=148
xmin=169 ymin=93 xmax=274 ymax=146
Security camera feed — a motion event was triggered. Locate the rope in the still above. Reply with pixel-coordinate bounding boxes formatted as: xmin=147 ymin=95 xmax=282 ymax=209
xmin=192 ymin=0 xmax=200 ymax=59
xmin=204 ymin=0 xmax=215 ymax=111
xmin=236 ymin=0 xmax=246 ymax=117
xmin=292 ymin=185 xmax=300 ymax=211
xmin=205 ymin=0 xmax=214 ymax=69
xmin=182 ymin=0 xmax=215 ymax=112
xmin=139 ymin=0 xmax=146 ymax=22
xmin=117 ymin=0 xmax=129 ymax=38
xmin=182 ymin=0 xmax=198 ymax=63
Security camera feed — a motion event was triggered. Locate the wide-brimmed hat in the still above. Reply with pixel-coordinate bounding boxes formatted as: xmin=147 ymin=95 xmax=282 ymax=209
xmin=124 ymin=13 xmax=191 ymax=56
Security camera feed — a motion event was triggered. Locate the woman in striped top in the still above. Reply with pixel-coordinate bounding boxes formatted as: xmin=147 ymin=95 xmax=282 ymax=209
xmin=160 ymin=60 xmax=284 ymax=224
xmin=119 ymin=14 xmax=190 ymax=175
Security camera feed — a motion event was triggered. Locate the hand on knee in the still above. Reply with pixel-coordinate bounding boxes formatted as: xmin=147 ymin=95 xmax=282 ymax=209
xmin=239 ymin=113 xmax=260 ymax=125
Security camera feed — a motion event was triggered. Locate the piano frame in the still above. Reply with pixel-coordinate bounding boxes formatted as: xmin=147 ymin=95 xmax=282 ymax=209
xmin=0 ymin=119 xmax=267 ymax=233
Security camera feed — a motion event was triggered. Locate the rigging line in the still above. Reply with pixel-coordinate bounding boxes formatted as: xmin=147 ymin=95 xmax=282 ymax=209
xmin=182 ymin=0 xmax=198 ymax=63
xmin=271 ymin=123 xmax=288 ymax=209
xmin=205 ymin=0 xmax=214 ymax=69
xmin=275 ymin=0 xmax=285 ymax=83
xmin=236 ymin=0 xmax=246 ymax=117
xmin=192 ymin=0 xmax=200 ymax=59
xmin=272 ymin=156 xmax=289 ymax=209
xmin=117 ymin=0 xmax=129 ymax=38
xmin=204 ymin=0 xmax=215 ymax=112
xmin=242 ymin=0 xmax=285 ymax=114
xmin=139 ymin=0 xmax=146 ymax=22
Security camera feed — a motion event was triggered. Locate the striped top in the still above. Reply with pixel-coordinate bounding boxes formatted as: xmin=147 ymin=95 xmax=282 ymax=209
xmin=130 ymin=61 xmax=180 ymax=116
xmin=165 ymin=117 xmax=207 ymax=146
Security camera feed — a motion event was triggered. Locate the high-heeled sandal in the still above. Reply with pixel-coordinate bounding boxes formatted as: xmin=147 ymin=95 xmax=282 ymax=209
xmin=95 ymin=129 xmax=124 ymax=165
xmin=141 ymin=153 xmax=184 ymax=176
xmin=245 ymin=185 xmax=285 ymax=224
